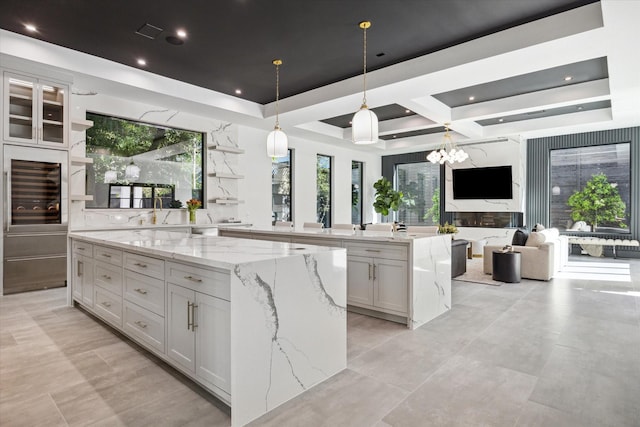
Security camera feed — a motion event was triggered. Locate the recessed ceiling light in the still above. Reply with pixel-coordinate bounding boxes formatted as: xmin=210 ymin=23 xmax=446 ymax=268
xmin=393 ymin=135 xmax=397 ymax=138
xmin=137 ymin=58 xmax=147 ymax=66
xmin=468 ymin=96 xmax=475 ymax=101
xmin=24 ymin=24 xmax=37 ymax=32
xmin=177 ymin=29 xmax=187 ymax=38
xmin=498 ymin=118 xmax=504 ymax=122
xmin=235 ymin=89 xmax=242 ymax=95
xmin=349 ymin=121 xmax=353 ymax=125
xmin=564 ymin=76 xmax=573 ymax=81
xmin=405 ymin=109 xmax=411 ymax=114
xmin=577 ymin=105 xmax=583 ymax=110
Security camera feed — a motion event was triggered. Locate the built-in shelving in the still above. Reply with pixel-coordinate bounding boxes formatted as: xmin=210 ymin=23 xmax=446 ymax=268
xmin=207 ymin=144 xmax=244 ymax=154
xmin=71 ymin=195 xmax=94 ymax=202
xmin=71 ymin=118 xmax=94 ymax=131
xmin=208 ymin=172 xmax=244 ymax=179
xmin=209 ymin=199 xmax=244 ymax=205
xmin=71 ymin=156 xmax=94 ymax=165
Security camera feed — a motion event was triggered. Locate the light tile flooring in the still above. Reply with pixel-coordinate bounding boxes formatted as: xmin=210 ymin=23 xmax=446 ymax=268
xmin=1 ymin=256 xmax=639 ymax=426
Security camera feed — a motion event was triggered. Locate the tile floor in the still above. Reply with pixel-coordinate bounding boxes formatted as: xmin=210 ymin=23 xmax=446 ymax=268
xmin=1 ymin=256 xmax=639 ymax=426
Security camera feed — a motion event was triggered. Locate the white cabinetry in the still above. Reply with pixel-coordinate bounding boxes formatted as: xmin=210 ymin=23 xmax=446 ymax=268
xmin=167 ymin=262 xmax=231 ymax=398
xmin=71 ymin=241 xmax=94 ymax=306
xmin=345 ymin=243 xmax=408 ymax=315
xmin=3 ymin=72 xmax=68 ymax=146
xmin=92 ymin=245 xmax=123 ymax=327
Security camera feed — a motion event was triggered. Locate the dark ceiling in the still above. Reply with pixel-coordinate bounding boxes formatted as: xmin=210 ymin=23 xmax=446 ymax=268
xmin=0 ymin=0 xmax=598 ymax=105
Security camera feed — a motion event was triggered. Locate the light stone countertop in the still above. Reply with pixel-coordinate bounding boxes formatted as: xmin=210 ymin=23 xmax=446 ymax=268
xmin=70 ymin=223 xmax=250 ymax=232
xmin=219 ymin=225 xmax=440 ymax=243
xmin=68 ymin=229 xmax=344 ymax=271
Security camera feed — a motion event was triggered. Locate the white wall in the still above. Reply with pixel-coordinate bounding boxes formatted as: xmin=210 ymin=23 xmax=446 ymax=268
xmin=240 ymin=126 xmax=381 ymax=227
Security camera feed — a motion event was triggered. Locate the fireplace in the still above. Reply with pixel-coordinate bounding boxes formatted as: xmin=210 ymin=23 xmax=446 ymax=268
xmin=449 ymin=211 xmax=523 ymax=228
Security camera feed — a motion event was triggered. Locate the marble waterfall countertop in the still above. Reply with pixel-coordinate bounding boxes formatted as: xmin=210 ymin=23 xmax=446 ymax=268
xmin=68 ymin=229 xmax=345 ymax=270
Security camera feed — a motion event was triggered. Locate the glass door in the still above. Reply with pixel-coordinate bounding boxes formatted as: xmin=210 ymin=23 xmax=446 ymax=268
xmin=39 ymin=79 xmax=66 ymax=145
xmin=5 ymin=75 xmax=36 ymax=142
xmin=10 ymin=159 xmax=62 ymax=225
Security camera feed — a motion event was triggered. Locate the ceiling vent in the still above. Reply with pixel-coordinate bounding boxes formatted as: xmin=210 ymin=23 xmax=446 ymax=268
xmin=136 ymin=23 xmax=163 ymax=40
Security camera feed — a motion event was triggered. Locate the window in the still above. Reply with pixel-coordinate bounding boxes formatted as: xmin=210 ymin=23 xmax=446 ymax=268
xmin=351 ymin=161 xmax=363 ymax=225
xmin=85 ymin=113 xmax=204 ymax=208
xmin=317 ymin=154 xmax=332 ymax=228
xmin=395 ymin=162 xmax=441 ymax=225
xmin=272 ymin=149 xmax=292 ymax=224
xmin=550 ymin=143 xmax=630 ymax=231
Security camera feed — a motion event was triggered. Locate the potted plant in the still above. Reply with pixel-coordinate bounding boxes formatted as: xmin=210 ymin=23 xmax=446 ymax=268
xmin=567 ymin=173 xmax=627 ymax=231
xmin=438 ymin=221 xmax=458 ymax=235
xmin=186 ymin=198 xmax=201 ymax=224
xmin=373 ymin=177 xmax=405 ymax=224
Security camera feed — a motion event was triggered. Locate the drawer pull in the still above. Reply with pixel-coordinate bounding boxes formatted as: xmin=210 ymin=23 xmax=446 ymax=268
xmin=102 ymin=253 xmax=112 ymax=258
xmin=184 ymin=275 xmax=203 ymax=283
xmin=134 ymin=320 xmax=148 ymax=329
xmin=77 ymin=247 xmax=85 ymax=251
xmin=134 ymin=262 xmax=148 ymax=268
xmin=101 ymin=301 xmax=112 ymax=308
xmin=134 ymin=288 xmax=148 ymax=295
xmin=365 ymin=249 xmax=381 ymax=253
xmin=102 ymin=274 xmax=111 ymax=280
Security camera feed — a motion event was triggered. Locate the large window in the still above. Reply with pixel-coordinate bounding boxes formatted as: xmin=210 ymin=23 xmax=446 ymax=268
xmin=550 ymin=143 xmax=630 ymax=231
xmin=395 ymin=162 xmax=441 ymax=225
xmin=85 ymin=113 xmax=204 ymax=208
xmin=351 ymin=161 xmax=363 ymax=225
xmin=272 ymin=149 xmax=292 ymax=224
xmin=317 ymin=154 xmax=332 ymax=228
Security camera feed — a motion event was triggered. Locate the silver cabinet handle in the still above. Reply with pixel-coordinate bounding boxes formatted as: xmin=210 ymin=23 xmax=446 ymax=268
xmin=368 ymin=264 xmax=372 ymax=280
xmin=184 ymin=275 xmax=203 ymax=283
xmin=134 ymin=288 xmax=147 ymax=295
xmin=78 ymin=260 xmax=83 ymax=276
xmin=134 ymin=262 xmax=148 ymax=268
xmin=77 ymin=247 xmax=85 ymax=251
xmin=101 ymin=301 xmax=111 ymax=308
xmin=365 ymin=249 xmax=381 ymax=253
xmin=373 ymin=264 xmax=377 ymax=281
xmin=187 ymin=301 xmax=198 ymax=331
xmin=134 ymin=320 xmax=147 ymax=329
xmin=102 ymin=274 xmax=111 ymax=280
xmin=102 ymin=253 xmax=112 ymax=258
xmin=187 ymin=301 xmax=193 ymax=331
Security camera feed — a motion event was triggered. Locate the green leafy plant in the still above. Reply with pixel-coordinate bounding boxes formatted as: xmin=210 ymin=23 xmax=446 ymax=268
xmin=373 ymin=177 xmax=404 ymax=217
xmin=567 ymin=173 xmax=627 ymax=229
xmin=169 ymin=199 xmax=183 ymax=208
xmin=423 ymin=188 xmax=440 ymax=224
xmin=438 ymin=221 xmax=458 ymax=234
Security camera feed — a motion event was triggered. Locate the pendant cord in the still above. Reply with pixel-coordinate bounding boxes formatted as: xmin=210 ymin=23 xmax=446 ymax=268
xmin=275 ymin=62 xmax=280 ymax=128
xmin=362 ymin=25 xmax=367 ymax=106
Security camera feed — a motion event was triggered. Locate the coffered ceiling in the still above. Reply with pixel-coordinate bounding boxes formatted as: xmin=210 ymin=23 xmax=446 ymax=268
xmin=1 ymin=0 xmax=638 ymax=153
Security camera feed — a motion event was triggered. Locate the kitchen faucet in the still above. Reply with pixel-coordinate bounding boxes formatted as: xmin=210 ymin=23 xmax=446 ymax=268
xmin=152 ymin=196 xmax=162 ymax=224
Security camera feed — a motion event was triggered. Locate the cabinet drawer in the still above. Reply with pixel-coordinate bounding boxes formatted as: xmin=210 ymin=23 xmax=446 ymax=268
xmin=94 ymin=287 xmax=123 ymax=328
xmin=290 ymin=237 xmax=343 ymax=248
xmin=344 ymin=242 xmax=407 ymax=260
xmin=95 ymin=261 xmax=123 ymax=296
xmin=94 ymin=245 xmax=123 ymax=266
xmin=124 ymin=252 xmax=165 ymax=280
xmin=166 ymin=262 xmax=230 ymax=301
xmin=123 ymin=301 xmax=165 ymax=353
xmin=72 ymin=240 xmax=93 ymax=255
xmin=124 ymin=269 xmax=165 ymax=316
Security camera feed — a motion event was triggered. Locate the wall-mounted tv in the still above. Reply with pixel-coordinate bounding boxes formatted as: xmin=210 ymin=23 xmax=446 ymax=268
xmin=452 ymin=166 xmax=513 ymax=199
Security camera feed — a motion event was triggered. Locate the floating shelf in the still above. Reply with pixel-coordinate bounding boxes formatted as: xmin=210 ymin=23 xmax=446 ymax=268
xmin=42 ymin=99 xmax=63 ymax=106
xmin=71 ymin=195 xmax=94 ymax=202
xmin=207 ymin=144 xmax=244 ymax=154
xmin=71 ymin=156 xmax=93 ymax=165
xmin=71 ymin=118 xmax=94 ymax=131
xmin=42 ymin=119 xmax=63 ymax=126
xmin=9 ymin=114 xmax=32 ymax=122
xmin=208 ymin=172 xmax=244 ymax=179
xmin=209 ymin=199 xmax=244 ymax=205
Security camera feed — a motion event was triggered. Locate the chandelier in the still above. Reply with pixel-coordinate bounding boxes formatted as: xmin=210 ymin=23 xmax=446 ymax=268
xmin=266 ymin=59 xmax=288 ymax=158
xmin=352 ymin=21 xmax=378 ymax=144
xmin=426 ymin=123 xmax=469 ymax=164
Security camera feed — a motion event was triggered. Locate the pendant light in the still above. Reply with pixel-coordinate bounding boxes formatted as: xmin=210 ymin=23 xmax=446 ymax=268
xmin=266 ymin=59 xmax=288 ymax=158
xmin=352 ymin=21 xmax=378 ymax=145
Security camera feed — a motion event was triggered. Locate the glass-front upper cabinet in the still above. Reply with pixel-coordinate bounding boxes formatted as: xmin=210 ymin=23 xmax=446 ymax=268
xmin=3 ymin=72 xmax=68 ymax=146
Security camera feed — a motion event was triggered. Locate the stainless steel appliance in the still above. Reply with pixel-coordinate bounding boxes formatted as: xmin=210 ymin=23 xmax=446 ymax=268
xmin=3 ymin=145 xmax=68 ymax=294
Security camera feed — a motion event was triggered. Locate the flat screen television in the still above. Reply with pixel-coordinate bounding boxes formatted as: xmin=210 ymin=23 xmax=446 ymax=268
xmin=452 ymin=166 xmax=513 ymax=199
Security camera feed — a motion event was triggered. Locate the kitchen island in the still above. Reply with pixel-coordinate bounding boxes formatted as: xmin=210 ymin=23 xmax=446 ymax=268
xmin=218 ymin=226 xmax=452 ymax=330
xmin=68 ymin=229 xmax=346 ymax=427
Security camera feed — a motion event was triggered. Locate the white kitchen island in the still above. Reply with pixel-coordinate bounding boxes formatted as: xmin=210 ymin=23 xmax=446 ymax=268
xmin=68 ymin=229 xmax=346 ymax=427
xmin=218 ymin=226 xmax=452 ymax=330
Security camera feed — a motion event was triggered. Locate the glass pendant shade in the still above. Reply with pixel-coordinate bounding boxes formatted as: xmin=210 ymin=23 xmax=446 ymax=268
xmin=352 ymin=106 xmax=379 ymax=144
xmin=125 ymin=161 xmax=140 ymax=180
xmin=104 ymin=170 xmax=118 ymax=183
xmin=266 ymin=127 xmax=288 ymax=158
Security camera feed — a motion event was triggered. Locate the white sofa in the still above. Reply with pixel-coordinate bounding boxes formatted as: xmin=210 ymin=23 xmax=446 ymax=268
xmin=483 ymin=228 xmax=564 ymax=281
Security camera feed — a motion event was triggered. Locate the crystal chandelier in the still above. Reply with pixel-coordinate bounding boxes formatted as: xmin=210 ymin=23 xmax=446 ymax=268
xmin=426 ymin=123 xmax=469 ymax=164
xmin=266 ymin=59 xmax=288 ymax=158
xmin=352 ymin=21 xmax=378 ymax=145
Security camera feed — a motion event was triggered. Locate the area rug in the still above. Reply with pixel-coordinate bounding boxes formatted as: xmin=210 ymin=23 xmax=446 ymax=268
xmin=454 ymin=258 xmax=503 ymax=286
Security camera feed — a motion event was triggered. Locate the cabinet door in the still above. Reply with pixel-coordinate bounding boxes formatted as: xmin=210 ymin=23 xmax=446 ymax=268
xmin=4 ymin=73 xmax=36 ymax=143
xmin=37 ymin=78 xmax=67 ymax=146
xmin=167 ymin=283 xmax=195 ymax=373
xmin=195 ymin=293 xmax=231 ymax=394
xmin=346 ymin=255 xmax=373 ymax=306
xmin=373 ymin=258 xmax=408 ymax=314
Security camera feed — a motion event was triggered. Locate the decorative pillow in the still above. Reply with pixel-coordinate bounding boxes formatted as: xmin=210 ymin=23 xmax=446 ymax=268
xmin=533 ymin=223 xmax=546 ymax=232
xmin=511 ymin=229 xmax=529 ymax=246
xmin=525 ymin=231 xmax=546 ymax=247
xmin=539 ymin=228 xmax=559 ymax=241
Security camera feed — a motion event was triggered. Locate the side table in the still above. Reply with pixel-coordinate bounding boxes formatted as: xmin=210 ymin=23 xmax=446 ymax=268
xmin=492 ymin=250 xmax=521 ymax=283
